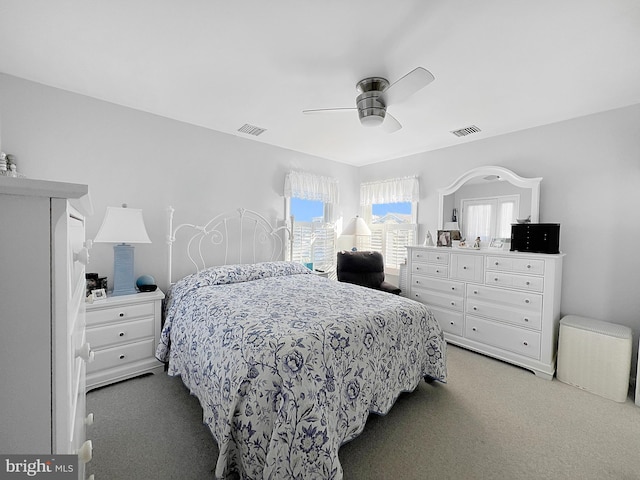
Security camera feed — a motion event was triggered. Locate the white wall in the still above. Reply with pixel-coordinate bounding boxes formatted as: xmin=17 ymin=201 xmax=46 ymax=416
xmin=0 ymin=74 xmax=359 ymax=292
xmin=359 ymin=104 xmax=640 ymax=373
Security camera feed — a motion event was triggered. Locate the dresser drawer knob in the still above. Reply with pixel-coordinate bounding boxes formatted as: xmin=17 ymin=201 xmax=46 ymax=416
xmin=119 ymin=354 xmax=126 ymax=360
xmin=473 ymin=290 xmax=478 ymax=295
xmin=494 ymin=261 xmax=499 ymax=266
xmin=494 ymin=277 xmax=499 ymax=282
xmin=119 ymin=332 xmax=125 ymax=337
xmin=526 ymin=281 xmax=531 ymax=286
xmin=472 ymin=306 xmax=478 ymax=311
xmin=118 ymin=312 xmax=125 ymax=318
xmin=436 ymin=256 xmax=441 ymax=260
xmin=472 ymin=327 xmax=477 ymax=332
xmin=524 ymin=299 xmax=531 ymax=304
xmin=463 ymin=266 xmax=468 ymax=270
xmin=85 ymin=413 xmax=95 ymax=426
xmin=523 ymin=341 xmax=529 ymax=346
xmin=524 ymin=317 xmax=530 ymax=322
xmin=450 ymin=321 xmax=455 ymax=325
xmin=414 ymin=293 xmax=420 ymax=298
xmin=527 ymin=264 xmax=532 ymax=269
xmin=451 ymin=286 xmax=455 ymax=291
xmin=450 ymin=301 xmax=455 ymax=306
xmin=435 ymin=269 xmax=440 ymax=273
xmin=76 ymin=440 xmax=93 ymax=463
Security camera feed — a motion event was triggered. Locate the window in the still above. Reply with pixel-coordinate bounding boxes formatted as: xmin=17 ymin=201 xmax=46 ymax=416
xmin=284 ymin=171 xmax=338 ymax=270
xmin=359 ymin=176 xmax=419 ymax=274
xmin=289 ymin=198 xmax=335 ymax=269
xmin=460 ymin=195 xmax=518 ymax=244
xmin=365 ymin=201 xmax=416 ymax=272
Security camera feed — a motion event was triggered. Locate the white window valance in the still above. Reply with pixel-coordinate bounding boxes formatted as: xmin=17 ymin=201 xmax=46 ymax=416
xmin=360 ymin=176 xmax=419 ymax=205
xmin=284 ymin=171 xmax=339 ymax=204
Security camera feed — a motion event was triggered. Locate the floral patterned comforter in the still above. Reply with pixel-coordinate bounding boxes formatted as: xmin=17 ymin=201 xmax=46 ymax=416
xmin=156 ymin=261 xmax=447 ymax=480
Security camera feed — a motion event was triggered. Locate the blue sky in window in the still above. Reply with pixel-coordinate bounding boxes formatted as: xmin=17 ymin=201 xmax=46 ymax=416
xmin=291 ymin=198 xmax=323 ymax=222
xmin=291 ymin=199 xmax=411 ymax=221
xmin=373 ymin=202 xmax=411 ymax=216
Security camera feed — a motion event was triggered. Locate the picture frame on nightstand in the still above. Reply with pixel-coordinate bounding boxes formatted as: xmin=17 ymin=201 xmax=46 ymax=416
xmin=90 ymin=288 xmax=107 ymax=303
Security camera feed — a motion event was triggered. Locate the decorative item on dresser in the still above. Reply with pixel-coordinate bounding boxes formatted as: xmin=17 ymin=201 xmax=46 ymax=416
xmin=0 ymin=177 xmax=94 ymax=478
xmin=86 ymin=289 xmax=165 ymax=390
xmin=407 ymin=246 xmax=563 ymax=379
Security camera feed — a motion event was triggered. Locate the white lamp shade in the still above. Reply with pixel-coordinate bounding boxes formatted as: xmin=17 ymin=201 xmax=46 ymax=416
xmin=342 ymin=216 xmax=372 ymax=236
xmin=94 ymin=206 xmax=151 ymax=244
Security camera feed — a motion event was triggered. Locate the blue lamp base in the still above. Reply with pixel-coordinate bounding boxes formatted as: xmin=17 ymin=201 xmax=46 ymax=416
xmin=111 ymin=244 xmax=138 ymax=296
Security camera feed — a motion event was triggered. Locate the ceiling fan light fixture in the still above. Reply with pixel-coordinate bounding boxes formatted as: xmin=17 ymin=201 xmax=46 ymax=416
xmin=359 ymin=112 xmax=385 ymax=127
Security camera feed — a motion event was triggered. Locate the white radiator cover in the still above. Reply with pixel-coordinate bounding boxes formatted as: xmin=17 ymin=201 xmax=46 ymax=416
xmin=557 ymin=315 xmax=632 ymax=403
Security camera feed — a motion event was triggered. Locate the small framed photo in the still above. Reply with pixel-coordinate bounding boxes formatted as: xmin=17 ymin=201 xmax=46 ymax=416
xmin=437 ymin=230 xmax=451 ymax=247
xmin=489 ymin=237 xmax=509 ymax=250
xmin=90 ymin=288 xmax=107 ymax=303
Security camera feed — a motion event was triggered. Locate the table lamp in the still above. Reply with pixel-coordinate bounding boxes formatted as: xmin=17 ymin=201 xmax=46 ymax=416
xmin=342 ymin=215 xmax=371 ymax=251
xmin=94 ymin=204 xmax=151 ymax=296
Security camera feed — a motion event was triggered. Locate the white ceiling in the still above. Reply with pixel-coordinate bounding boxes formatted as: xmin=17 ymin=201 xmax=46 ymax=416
xmin=1 ymin=0 xmax=639 ymax=167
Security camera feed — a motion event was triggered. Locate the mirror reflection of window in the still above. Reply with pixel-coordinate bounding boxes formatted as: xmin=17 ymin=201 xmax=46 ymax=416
xmin=461 ymin=195 xmax=518 ymax=243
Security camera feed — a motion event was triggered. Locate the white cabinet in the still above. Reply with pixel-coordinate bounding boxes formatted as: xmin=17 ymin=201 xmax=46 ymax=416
xmin=86 ymin=290 xmax=164 ymax=390
xmin=0 ymin=177 xmax=93 ymax=477
xmin=407 ymin=246 xmax=564 ymax=379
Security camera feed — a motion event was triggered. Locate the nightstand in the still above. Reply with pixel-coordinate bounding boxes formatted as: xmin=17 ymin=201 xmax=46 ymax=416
xmin=86 ymin=290 xmax=165 ymax=390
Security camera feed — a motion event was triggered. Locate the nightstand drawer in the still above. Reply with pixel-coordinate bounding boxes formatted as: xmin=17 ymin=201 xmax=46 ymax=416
xmin=88 ymin=338 xmax=156 ymax=373
xmin=87 ymin=317 xmax=154 ymax=349
xmin=87 ymin=302 xmax=155 ymax=326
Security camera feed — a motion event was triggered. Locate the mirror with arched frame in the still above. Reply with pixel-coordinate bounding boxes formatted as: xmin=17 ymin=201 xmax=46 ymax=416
xmin=438 ymin=166 xmax=542 ymax=243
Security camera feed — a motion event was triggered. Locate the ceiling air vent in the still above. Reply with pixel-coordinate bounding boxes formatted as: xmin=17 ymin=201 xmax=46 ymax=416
xmin=237 ymin=123 xmax=267 ymax=136
xmin=451 ymin=125 xmax=481 ymax=137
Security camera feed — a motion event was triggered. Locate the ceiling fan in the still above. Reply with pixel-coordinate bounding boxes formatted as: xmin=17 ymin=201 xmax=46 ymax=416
xmin=303 ymin=67 xmax=435 ymax=133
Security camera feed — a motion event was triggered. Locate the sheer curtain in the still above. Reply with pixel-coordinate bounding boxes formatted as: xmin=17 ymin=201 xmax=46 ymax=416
xmin=360 ymin=176 xmax=419 ymax=205
xmin=284 ymin=171 xmax=339 ymax=204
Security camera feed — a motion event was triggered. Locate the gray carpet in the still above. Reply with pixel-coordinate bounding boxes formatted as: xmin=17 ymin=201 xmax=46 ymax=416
xmin=86 ymin=345 xmax=640 ymax=479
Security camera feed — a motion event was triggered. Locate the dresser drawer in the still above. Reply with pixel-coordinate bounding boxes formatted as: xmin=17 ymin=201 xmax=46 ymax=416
xmin=451 ymin=254 xmax=484 ymax=282
xmin=466 ymin=315 xmax=541 ymax=359
xmin=88 ymin=338 xmax=156 ymax=373
xmin=429 ymin=306 xmax=464 ymax=336
xmin=87 ymin=317 xmax=155 ymax=349
xmin=467 ymin=284 xmax=542 ymax=312
xmin=412 ymin=250 xmax=449 ymax=264
xmin=411 ymin=263 xmax=448 ymax=277
xmin=87 ymin=302 xmax=155 ymax=326
xmin=486 ymin=256 xmax=545 ymax=275
xmin=484 ymin=272 xmax=544 ymax=293
xmin=411 ymin=275 xmax=464 ymax=296
xmin=411 ymin=288 xmax=464 ymax=312
xmin=466 ymin=300 xmax=542 ymax=330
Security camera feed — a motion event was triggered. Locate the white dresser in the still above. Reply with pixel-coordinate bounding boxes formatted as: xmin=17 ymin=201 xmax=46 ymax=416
xmin=0 ymin=177 xmax=94 ymax=477
xmin=86 ymin=290 xmax=165 ymax=390
xmin=407 ymin=246 xmax=564 ymax=379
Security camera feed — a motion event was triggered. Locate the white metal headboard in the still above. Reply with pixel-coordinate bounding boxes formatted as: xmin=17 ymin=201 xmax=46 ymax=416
xmin=167 ymin=206 xmax=293 ymax=285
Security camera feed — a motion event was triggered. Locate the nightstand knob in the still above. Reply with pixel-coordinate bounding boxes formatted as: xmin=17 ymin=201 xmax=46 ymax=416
xmin=76 ymin=440 xmax=93 ymax=463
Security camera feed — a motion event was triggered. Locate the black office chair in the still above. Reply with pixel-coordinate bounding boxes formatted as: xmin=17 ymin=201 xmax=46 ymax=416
xmin=336 ymin=250 xmax=401 ymax=295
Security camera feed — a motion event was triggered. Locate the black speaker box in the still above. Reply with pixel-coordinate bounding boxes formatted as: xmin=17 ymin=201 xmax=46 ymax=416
xmin=510 ymin=223 xmax=560 ymax=254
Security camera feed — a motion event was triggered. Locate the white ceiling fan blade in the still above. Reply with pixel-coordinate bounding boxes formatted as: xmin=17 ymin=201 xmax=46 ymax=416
xmin=379 ymin=67 xmax=435 ymax=106
xmin=302 ymin=108 xmax=356 ymax=115
xmin=382 ymin=112 xmax=402 ymax=133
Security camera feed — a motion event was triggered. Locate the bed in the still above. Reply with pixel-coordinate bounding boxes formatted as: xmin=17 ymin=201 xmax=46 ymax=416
xmin=156 ymin=208 xmax=447 ymax=479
